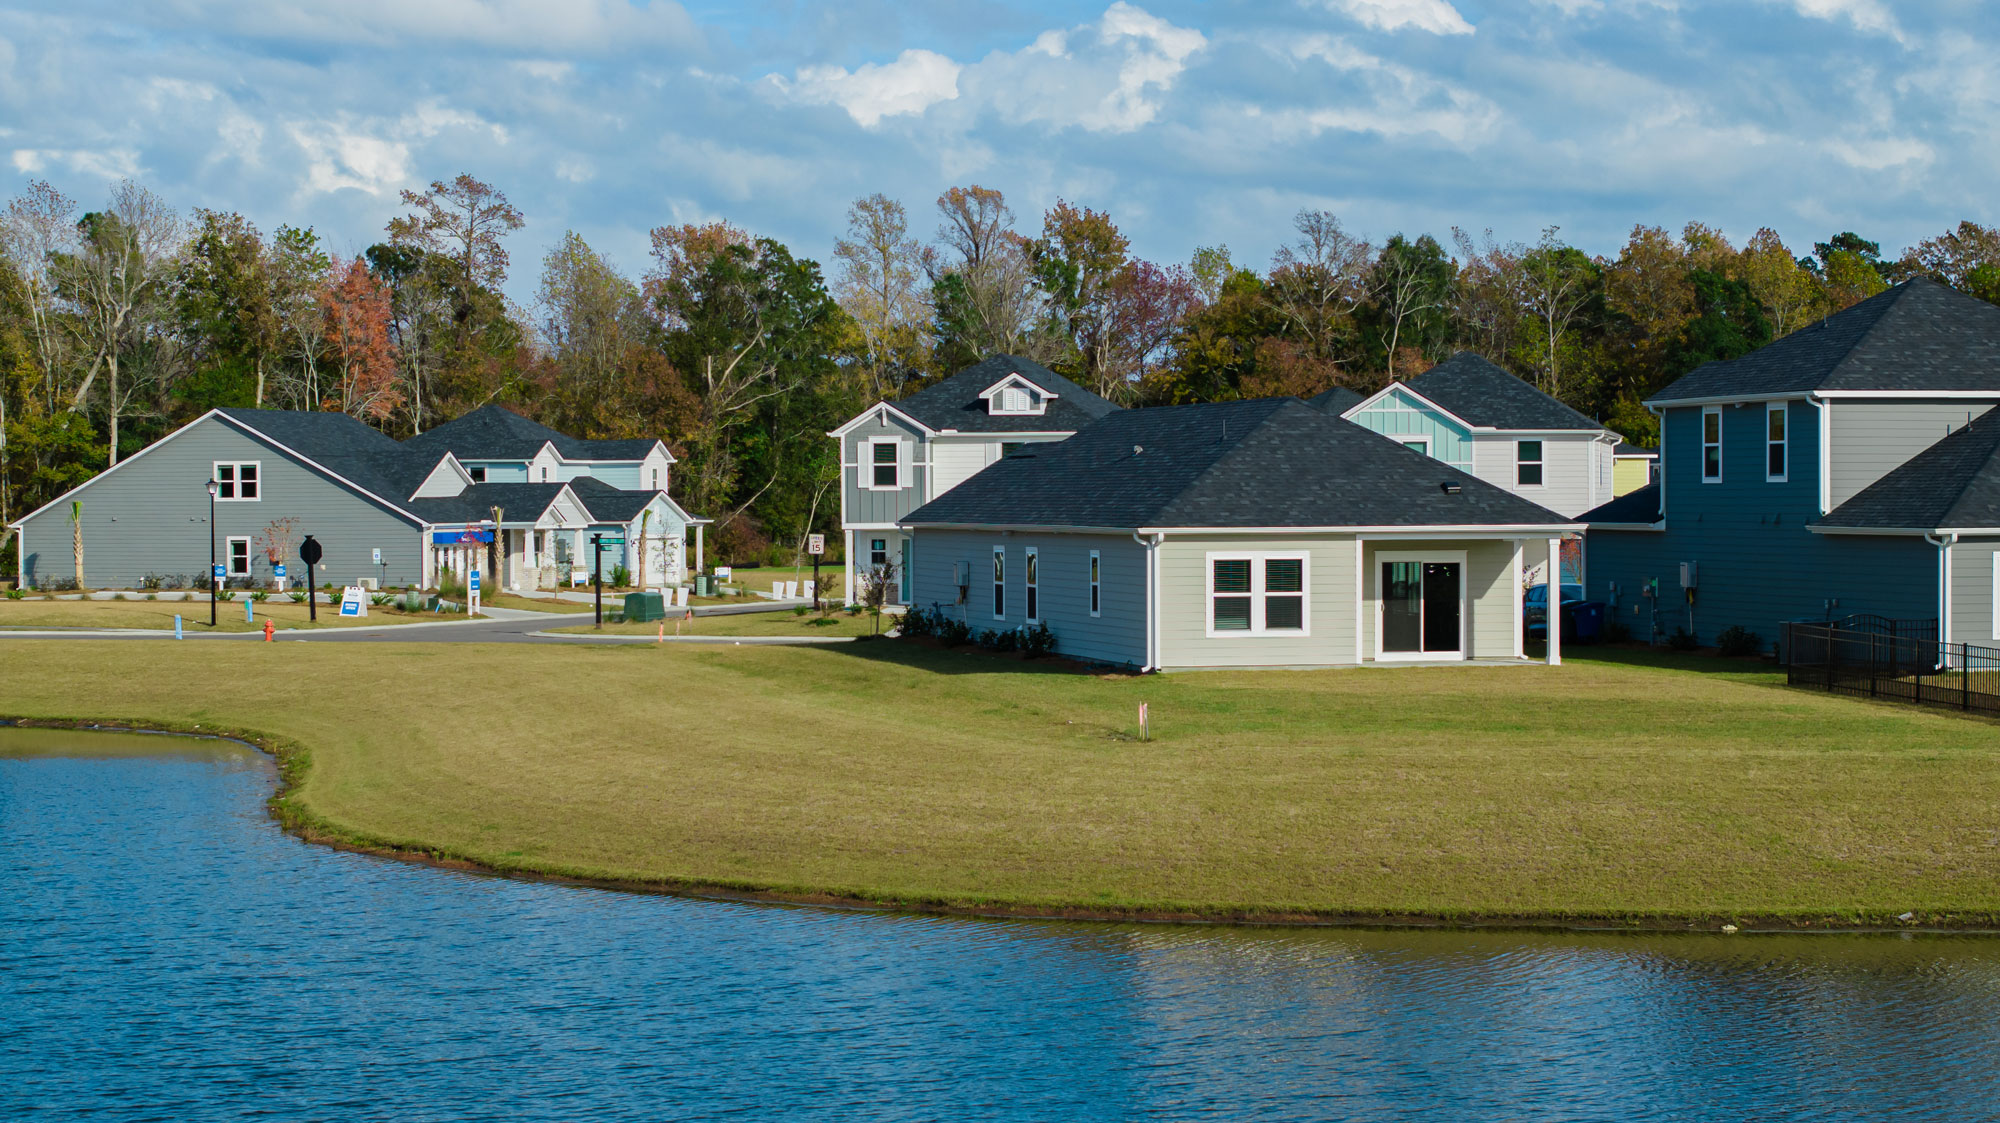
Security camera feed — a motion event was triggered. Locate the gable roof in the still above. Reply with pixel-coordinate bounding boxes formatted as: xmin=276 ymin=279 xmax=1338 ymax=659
xmin=1578 ymin=482 xmax=1662 ymax=527
xmin=902 ymin=397 xmax=1574 ymax=531
xmin=1813 ymin=414 xmax=2000 ymax=532
xmin=218 ymin=408 xmax=437 ymax=510
xmin=564 ymin=475 xmax=678 ymax=523
xmin=888 ymin=355 xmax=1120 ymax=434
xmin=1401 ymin=352 xmax=1605 ymax=431
xmin=1650 ymin=279 xmax=2000 ymax=404
xmin=1308 ymin=385 xmax=1365 ymax=413
xmin=403 ymin=403 xmax=667 ymax=463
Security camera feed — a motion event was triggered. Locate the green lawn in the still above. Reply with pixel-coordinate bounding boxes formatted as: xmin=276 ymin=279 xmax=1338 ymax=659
xmin=0 ymin=597 xmax=445 ymax=632
xmin=3 ymin=640 xmax=1996 ymax=926
xmin=555 ymin=609 xmax=890 ymax=639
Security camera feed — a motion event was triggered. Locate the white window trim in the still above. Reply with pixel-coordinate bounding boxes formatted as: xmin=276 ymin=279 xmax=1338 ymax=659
xmin=1088 ymin=549 xmax=1102 ymax=618
xmin=225 ymin=536 xmax=253 ymax=577
xmin=863 ymin=436 xmax=909 ymax=491
xmin=1515 ymin=440 xmax=1545 ymax=489
xmin=1204 ymin=550 xmax=1311 ymax=638
xmin=1373 ymin=549 xmax=1468 ymax=662
xmin=1701 ymin=406 xmax=1723 ymax=483
xmin=213 ymin=460 xmax=262 ymax=502
xmin=1992 ymin=550 xmax=1999 ymax=641
xmin=1395 ymin=435 xmax=1433 ymax=457
xmin=1765 ymin=402 xmax=1788 ymax=483
xmin=1024 ymin=546 xmax=1039 ymax=624
xmin=992 ymin=546 xmax=1006 ymax=620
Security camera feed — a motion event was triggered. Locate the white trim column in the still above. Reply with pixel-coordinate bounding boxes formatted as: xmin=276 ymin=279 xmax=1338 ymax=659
xmin=845 ymin=530 xmax=857 ymax=606
xmin=694 ymin=524 xmax=704 ymax=575
xmin=1512 ymin=539 xmax=1525 ymax=659
xmin=1546 ymin=536 xmax=1563 ymax=666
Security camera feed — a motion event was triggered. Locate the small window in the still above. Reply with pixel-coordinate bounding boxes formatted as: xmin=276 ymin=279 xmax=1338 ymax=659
xmin=1399 ymin=438 xmax=1429 ymax=455
xmin=469 ymin=465 xmax=487 ymax=484
xmin=649 ymin=468 xmax=662 ymax=490
xmin=870 ymin=538 xmax=889 ymax=568
xmin=871 ymin=440 xmax=899 ymax=489
xmin=1209 ymin=553 xmax=1310 ymax=635
xmin=1002 ymin=387 xmax=1029 ymax=413
xmin=1766 ymin=403 xmax=1787 ymax=482
xmin=992 ymin=547 xmax=1006 ymax=619
xmin=1702 ymin=408 xmax=1722 ymax=482
xmin=1025 ymin=547 xmax=1039 ymax=623
xmin=1516 ymin=441 xmax=1544 ymax=487
xmin=226 ymin=537 xmax=252 ymax=577
xmin=540 ymin=466 xmax=550 ymax=482
xmin=214 ymin=462 xmax=260 ymax=501
xmin=1088 ymin=550 xmax=1101 ymax=617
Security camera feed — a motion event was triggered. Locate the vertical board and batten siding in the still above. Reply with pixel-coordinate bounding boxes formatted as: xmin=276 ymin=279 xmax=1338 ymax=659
xmin=1588 ymin=401 xmax=1936 ymax=646
xmin=1948 ymin=537 xmax=2000 ymax=647
xmin=841 ymin=412 xmax=928 ymax=526
xmin=906 ymin=528 xmax=1146 ymax=667
xmin=1356 ymin=539 xmax=1519 ymax=661
xmin=1155 ymin=534 xmax=1358 ymax=669
xmin=14 ymin=416 xmax=424 ymax=588
xmin=1468 ymin=432 xmax=1602 ymax=518
xmin=1346 ymin=389 xmax=1473 ymax=470
xmin=1826 ymin=400 xmax=1995 ymax=509
xmin=464 ymin=461 xmax=530 ymax=484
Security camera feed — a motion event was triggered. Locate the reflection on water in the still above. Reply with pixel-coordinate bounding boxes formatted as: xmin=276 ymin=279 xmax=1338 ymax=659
xmin=3 ymin=730 xmax=1997 ymax=1120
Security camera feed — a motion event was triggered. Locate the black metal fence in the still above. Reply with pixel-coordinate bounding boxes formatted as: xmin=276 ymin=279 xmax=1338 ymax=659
xmin=1783 ymin=620 xmax=2000 ymax=716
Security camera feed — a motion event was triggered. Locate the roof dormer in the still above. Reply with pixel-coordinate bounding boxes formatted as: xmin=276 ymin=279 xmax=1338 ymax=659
xmin=979 ymin=372 xmax=1056 ymax=418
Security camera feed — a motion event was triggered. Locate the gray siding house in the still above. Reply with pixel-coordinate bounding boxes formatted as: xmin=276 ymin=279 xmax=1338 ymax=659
xmin=1582 ymin=279 xmax=2000 ymax=649
xmin=831 ymin=355 xmax=1118 ymax=605
xmin=900 ymin=397 xmax=1580 ymax=671
xmin=11 ymin=405 xmax=704 ymax=592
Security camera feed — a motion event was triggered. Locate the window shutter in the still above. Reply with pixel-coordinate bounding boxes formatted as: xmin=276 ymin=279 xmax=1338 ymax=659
xmin=897 ymin=439 xmax=913 ymax=489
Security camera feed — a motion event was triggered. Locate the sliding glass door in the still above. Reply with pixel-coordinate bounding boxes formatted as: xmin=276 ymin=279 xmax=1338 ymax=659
xmin=1378 ymin=555 xmax=1464 ymax=659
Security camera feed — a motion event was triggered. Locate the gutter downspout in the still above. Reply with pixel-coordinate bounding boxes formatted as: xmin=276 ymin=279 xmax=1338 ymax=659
xmin=1647 ymin=403 xmax=1667 ymax=521
xmin=1134 ymin=530 xmax=1161 ymax=672
xmin=1811 ymin=394 xmax=1831 ymax=515
xmin=1926 ymin=532 xmax=1957 ymax=660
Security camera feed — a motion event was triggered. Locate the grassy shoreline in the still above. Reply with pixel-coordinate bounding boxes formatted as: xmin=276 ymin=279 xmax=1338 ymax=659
xmin=4 ymin=641 xmax=1998 ymax=930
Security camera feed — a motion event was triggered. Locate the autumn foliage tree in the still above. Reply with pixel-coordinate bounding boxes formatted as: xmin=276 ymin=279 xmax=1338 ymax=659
xmin=319 ymin=257 xmax=401 ymax=421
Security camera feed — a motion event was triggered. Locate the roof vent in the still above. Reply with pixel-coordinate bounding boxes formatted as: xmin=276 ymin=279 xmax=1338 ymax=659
xmin=1133 ymin=445 xmax=1143 ymax=456
xmin=1440 ymin=482 xmax=1462 ymax=495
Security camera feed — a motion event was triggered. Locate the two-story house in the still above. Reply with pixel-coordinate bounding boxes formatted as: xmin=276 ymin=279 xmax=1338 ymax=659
xmin=1582 ymin=279 xmax=2000 ymax=650
xmin=830 ymin=355 xmax=1118 ymax=605
xmin=1320 ymin=352 xmax=1620 ymax=587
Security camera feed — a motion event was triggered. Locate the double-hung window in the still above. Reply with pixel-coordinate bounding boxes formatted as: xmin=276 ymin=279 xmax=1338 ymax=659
xmin=870 ymin=539 xmax=889 ymax=569
xmin=1088 ymin=550 xmax=1101 ymax=617
xmin=867 ymin=439 xmax=903 ymax=489
xmin=1207 ymin=553 xmax=1309 ymax=636
xmin=992 ymin=547 xmax=1006 ymax=619
xmin=1024 ymin=548 xmax=1039 ymax=623
xmin=226 ymin=536 xmax=252 ymax=577
xmin=214 ymin=462 xmax=260 ymax=500
xmin=1702 ymin=407 xmax=1722 ymax=482
xmin=1766 ymin=403 xmax=1787 ymax=482
xmin=1516 ymin=441 xmax=1543 ymax=487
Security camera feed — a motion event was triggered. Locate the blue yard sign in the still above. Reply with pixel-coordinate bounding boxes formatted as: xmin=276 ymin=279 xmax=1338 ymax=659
xmin=213 ymin=563 xmax=226 ymax=579
xmin=469 ymin=571 xmax=481 ymax=592
xmin=274 ymin=563 xmax=286 ymax=578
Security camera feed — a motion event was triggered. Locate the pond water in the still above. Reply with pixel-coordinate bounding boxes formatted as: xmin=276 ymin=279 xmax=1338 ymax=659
xmin=4 ymin=728 xmax=1998 ymax=1121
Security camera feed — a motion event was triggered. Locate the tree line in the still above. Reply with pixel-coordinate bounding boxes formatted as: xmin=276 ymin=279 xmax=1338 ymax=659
xmin=3 ymin=171 xmax=1997 ymax=570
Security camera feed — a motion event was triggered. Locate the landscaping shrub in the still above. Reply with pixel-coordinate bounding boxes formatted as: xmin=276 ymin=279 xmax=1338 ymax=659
xmin=1668 ymin=628 xmax=1699 ymax=651
xmin=371 ymin=593 xmax=393 ymax=606
xmin=1022 ymin=620 xmax=1057 ymax=658
xmin=250 ymin=590 xmax=270 ymax=603
xmin=289 ymin=592 xmax=307 ymax=604
xmin=984 ymin=628 xmax=1020 ymax=653
xmin=217 ymin=590 xmax=236 ymax=602
xmin=611 ymin=564 xmax=631 ymax=587
xmin=1715 ymin=625 xmax=1764 ymax=657
xmin=806 ymin=615 xmax=840 ymax=628
xmin=4 ymin=587 xmax=23 ymax=600
xmin=900 ymin=604 xmax=934 ymax=637
xmin=140 ymin=573 xmax=164 ymax=590
xmin=936 ymin=614 xmax=972 ymax=647
xmin=38 ymin=577 xmax=78 ymax=592
xmin=438 ymin=576 xmax=467 ymax=599
xmin=793 ymin=604 xmax=810 ymax=617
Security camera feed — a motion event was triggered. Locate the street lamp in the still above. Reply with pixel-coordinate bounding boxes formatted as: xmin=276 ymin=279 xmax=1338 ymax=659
xmin=206 ymin=477 xmax=219 ymax=627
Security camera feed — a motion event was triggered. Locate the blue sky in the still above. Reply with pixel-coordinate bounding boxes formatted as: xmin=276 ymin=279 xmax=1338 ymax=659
xmin=2 ymin=0 xmax=1993 ymax=305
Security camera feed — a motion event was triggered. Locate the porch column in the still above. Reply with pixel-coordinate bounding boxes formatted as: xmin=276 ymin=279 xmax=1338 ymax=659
xmin=694 ymin=524 xmax=705 ymax=574
xmin=1546 ymin=536 xmax=1563 ymax=666
xmin=845 ymin=530 xmax=857 ymax=606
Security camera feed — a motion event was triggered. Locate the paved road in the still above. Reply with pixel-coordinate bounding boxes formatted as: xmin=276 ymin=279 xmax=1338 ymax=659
xmin=0 ymin=602 xmax=860 ymax=646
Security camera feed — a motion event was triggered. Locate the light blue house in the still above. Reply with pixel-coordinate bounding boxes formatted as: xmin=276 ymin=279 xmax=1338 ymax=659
xmin=1582 ymin=279 xmax=2000 ymax=650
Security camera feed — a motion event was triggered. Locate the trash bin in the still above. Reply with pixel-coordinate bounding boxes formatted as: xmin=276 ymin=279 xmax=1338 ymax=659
xmin=1569 ymin=601 xmax=1606 ymax=644
xmin=694 ymin=575 xmax=713 ymax=597
xmin=624 ymin=591 xmax=666 ymax=622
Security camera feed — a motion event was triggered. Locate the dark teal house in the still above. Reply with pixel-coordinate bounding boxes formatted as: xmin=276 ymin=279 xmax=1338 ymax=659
xmin=1583 ymin=280 xmax=2000 ymax=651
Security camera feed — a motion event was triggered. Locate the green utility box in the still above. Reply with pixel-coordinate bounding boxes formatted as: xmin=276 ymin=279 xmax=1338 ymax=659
xmin=624 ymin=591 xmax=667 ymax=622
xmin=694 ymin=575 xmax=713 ymax=597
xmin=400 ymin=591 xmax=426 ymax=613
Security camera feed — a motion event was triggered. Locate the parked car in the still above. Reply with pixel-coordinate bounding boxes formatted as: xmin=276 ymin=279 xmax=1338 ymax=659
xmin=1524 ymin=582 xmax=1585 ymax=638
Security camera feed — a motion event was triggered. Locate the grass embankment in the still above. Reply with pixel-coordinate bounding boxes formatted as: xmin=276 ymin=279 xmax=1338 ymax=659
xmin=477 ymin=593 xmax=593 ymax=614
xmin=0 ymin=598 xmax=443 ymax=632
xmin=4 ymin=641 xmax=1997 ymax=928
xmin=557 ymin=610 xmax=891 ymax=639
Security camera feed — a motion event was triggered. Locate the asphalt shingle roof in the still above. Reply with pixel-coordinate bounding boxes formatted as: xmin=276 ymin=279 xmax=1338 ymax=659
xmin=1815 ymin=414 xmax=2000 ymax=531
xmin=408 ymin=483 xmax=571 ymax=526
xmin=219 ymin=409 xmax=433 ymax=509
xmin=902 ymin=397 xmax=1573 ymax=530
xmin=565 ymin=476 xmax=665 ymax=523
xmin=1650 ymin=279 xmax=2000 ymax=403
xmin=1307 ymin=385 xmax=1365 ymax=413
xmin=1401 ymin=352 xmax=1604 ymax=431
xmin=402 ymin=403 xmax=664 ymax=462
xmin=1578 ymin=483 xmax=1661 ymax=525
xmin=890 ymin=354 xmax=1120 ymax=434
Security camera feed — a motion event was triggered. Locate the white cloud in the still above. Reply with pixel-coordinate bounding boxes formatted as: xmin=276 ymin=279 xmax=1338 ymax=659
xmin=1788 ymin=0 xmax=1899 ymax=37
xmin=1272 ymin=34 xmax=1498 ymax=143
xmin=959 ymin=3 xmax=1208 ymax=132
xmin=285 ymin=100 xmax=505 ymax=196
xmin=784 ymin=49 xmax=962 ymax=127
xmin=1824 ymin=135 xmax=1932 ymax=171
xmin=10 ymin=147 xmax=143 ymax=180
xmin=154 ymin=0 xmax=700 ymax=54
xmin=1316 ymin=0 xmax=1475 ymax=35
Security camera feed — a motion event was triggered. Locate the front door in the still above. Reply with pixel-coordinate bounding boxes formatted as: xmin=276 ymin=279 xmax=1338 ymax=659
xmin=1380 ymin=559 xmax=1463 ymax=658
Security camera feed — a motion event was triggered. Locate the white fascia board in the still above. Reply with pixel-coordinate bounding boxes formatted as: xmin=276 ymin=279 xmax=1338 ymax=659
xmin=1588 ymin=521 xmax=1666 ymax=532
xmin=979 ymin=372 xmax=1059 ymax=401
xmin=1612 ymin=449 xmax=1659 ymax=459
xmin=1469 ymin=426 xmax=1617 ymax=437
xmin=929 ymin=430 xmax=1075 ymax=440
xmin=1347 ymin=382 xmax=1476 ymax=430
xmin=1811 ymin=390 xmax=2000 ymax=400
xmin=828 ymin=402 xmax=936 ymax=439
xmin=1642 ymin=391 xmax=1813 ymax=409
xmin=1805 ymin=524 xmax=1933 ymax=536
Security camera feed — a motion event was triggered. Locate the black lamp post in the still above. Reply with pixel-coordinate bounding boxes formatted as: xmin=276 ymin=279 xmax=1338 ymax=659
xmin=206 ymin=477 xmax=218 ymax=627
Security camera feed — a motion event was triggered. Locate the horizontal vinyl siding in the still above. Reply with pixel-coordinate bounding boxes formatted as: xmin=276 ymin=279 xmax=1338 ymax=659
xmin=1949 ymin=538 xmax=2000 ymax=648
xmin=1469 ymin=433 xmax=1600 ymax=518
xmin=841 ymin=412 xmax=927 ymax=526
xmin=1157 ymin=534 xmax=1358 ymax=669
xmin=1827 ymin=400 xmax=1994 ymax=509
xmin=1358 ymin=538 xmax=1519 ymax=661
xmin=15 ymin=415 xmax=424 ymax=589
xmin=907 ymin=529 xmax=1146 ymax=667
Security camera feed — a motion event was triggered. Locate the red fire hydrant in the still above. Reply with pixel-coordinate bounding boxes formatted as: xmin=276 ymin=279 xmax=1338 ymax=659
xmin=263 ymin=619 xmax=275 ymax=642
